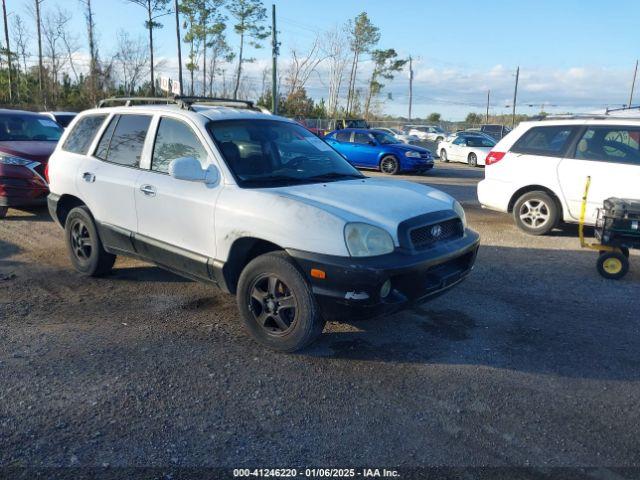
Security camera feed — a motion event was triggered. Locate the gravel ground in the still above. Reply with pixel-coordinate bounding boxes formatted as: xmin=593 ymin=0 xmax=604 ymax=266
xmin=1 ymin=162 xmax=639 ymax=472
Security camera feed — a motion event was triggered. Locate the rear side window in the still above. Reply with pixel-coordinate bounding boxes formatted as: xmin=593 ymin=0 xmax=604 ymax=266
xmin=152 ymin=117 xmax=207 ymax=173
xmin=62 ymin=114 xmax=106 ymax=154
xmin=574 ymin=126 xmax=640 ymax=165
xmin=95 ymin=114 xmax=151 ymax=167
xmin=335 ymin=131 xmax=351 ymax=142
xmin=353 ymin=132 xmax=371 ymax=144
xmin=511 ymin=125 xmax=576 ymax=156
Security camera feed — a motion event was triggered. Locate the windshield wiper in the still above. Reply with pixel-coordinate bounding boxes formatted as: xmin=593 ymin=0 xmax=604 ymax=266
xmin=307 ymin=172 xmax=364 ymax=182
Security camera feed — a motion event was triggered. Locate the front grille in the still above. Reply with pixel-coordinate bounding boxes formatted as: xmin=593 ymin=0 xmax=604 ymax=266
xmin=409 ymin=218 xmax=463 ymax=250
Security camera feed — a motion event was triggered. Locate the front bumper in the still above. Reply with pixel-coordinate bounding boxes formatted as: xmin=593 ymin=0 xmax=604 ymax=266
xmin=0 ymin=164 xmax=48 ymax=207
xmin=288 ymin=229 xmax=480 ymax=320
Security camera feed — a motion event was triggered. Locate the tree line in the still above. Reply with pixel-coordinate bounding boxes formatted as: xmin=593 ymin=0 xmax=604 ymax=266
xmin=0 ymin=2 xmax=411 ymax=120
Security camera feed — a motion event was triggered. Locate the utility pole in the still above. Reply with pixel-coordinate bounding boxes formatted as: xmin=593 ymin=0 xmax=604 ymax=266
xmin=408 ymin=55 xmax=413 ymax=121
xmin=271 ymin=4 xmax=278 ymax=114
xmin=2 ymin=0 xmax=12 ymax=101
xmin=512 ymin=66 xmax=519 ymax=128
xmin=486 ymin=89 xmax=490 ymax=123
xmin=174 ymin=0 xmax=183 ymax=96
xmin=628 ymin=59 xmax=638 ymax=108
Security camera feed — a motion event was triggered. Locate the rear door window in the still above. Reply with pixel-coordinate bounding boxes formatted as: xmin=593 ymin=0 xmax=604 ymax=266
xmin=511 ymin=125 xmax=577 ymax=156
xmin=94 ymin=114 xmax=151 ymax=167
xmin=353 ymin=132 xmax=372 ymax=145
xmin=335 ymin=131 xmax=351 ymax=143
xmin=574 ymin=126 xmax=640 ymax=165
xmin=62 ymin=114 xmax=107 ymax=154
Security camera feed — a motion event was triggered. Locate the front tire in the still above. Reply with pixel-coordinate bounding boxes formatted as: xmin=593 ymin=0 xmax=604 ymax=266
xmin=513 ymin=191 xmax=559 ymax=235
xmin=0 ymin=206 xmax=7 ymax=219
xmin=380 ymin=155 xmax=399 ymax=175
xmin=64 ymin=206 xmax=115 ymax=277
xmin=237 ymin=252 xmax=325 ymax=352
xmin=440 ymin=149 xmax=449 ymax=162
xmin=468 ymin=152 xmax=478 ymax=167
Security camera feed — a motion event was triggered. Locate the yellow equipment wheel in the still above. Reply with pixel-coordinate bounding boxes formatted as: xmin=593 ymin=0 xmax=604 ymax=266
xmin=597 ymin=251 xmax=629 ymax=280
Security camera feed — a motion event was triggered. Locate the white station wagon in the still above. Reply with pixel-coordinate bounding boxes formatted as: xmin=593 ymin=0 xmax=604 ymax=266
xmin=478 ymin=115 xmax=640 ymax=235
xmin=47 ymin=97 xmax=479 ymax=351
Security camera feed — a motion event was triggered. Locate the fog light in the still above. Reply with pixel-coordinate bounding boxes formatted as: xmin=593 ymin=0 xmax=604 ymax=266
xmin=380 ymin=279 xmax=392 ymax=298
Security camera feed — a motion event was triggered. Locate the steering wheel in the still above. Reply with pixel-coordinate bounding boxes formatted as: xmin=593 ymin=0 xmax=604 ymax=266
xmin=286 ymin=156 xmax=307 ymax=170
xmin=601 ymin=140 xmax=637 ymax=159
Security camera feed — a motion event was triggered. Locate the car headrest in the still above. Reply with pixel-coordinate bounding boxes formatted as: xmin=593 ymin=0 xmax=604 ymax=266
xmin=577 ymin=139 xmax=588 ymax=153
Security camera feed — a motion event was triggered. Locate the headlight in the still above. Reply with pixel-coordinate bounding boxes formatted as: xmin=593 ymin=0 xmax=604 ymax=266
xmin=0 ymin=154 xmax=33 ymax=166
xmin=344 ymin=223 xmax=394 ymax=257
xmin=453 ymin=200 xmax=467 ymax=228
xmin=405 ymin=151 xmax=421 ymax=158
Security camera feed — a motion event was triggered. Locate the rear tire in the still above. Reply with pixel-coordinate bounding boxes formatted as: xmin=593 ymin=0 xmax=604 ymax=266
xmin=440 ymin=149 xmax=449 ymax=162
xmin=380 ymin=155 xmax=399 ymax=175
xmin=237 ymin=252 xmax=325 ymax=352
xmin=597 ymin=251 xmax=629 ymax=280
xmin=64 ymin=206 xmax=115 ymax=277
xmin=513 ymin=191 xmax=559 ymax=235
xmin=468 ymin=153 xmax=478 ymax=167
xmin=0 ymin=206 xmax=7 ymax=219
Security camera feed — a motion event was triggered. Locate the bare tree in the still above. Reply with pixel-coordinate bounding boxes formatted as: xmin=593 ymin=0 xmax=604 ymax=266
xmin=79 ymin=0 xmax=99 ymax=103
xmin=322 ymin=25 xmax=349 ymax=117
xmin=285 ymin=36 xmax=327 ymax=99
xmin=43 ymin=7 xmax=73 ymax=102
xmin=2 ymin=0 xmax=13 ymax=100
xmin=60 ymin=21 xmax=80 ymax=82
xmin=125 ymin=0 xmax=170 ymax=96
xmin=114 ymin=30 xmax=150 ymax=94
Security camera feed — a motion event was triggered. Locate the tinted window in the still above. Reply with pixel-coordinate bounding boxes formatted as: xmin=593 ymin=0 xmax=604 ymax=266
xmin=207 ymin=120 xmax=363 ymax=188
xmin=55 ymin=114 xmax=76 ymax=128
xmin=512 ymin=126 xmax=575 ymax=156
xmin=0 ymin=113 xmax=63 ymax=141
xmin=62 ymin=114 xmax=107 ymax=154
xmin=453 ymin=137 xmax=467 ymax=145
xmin=574 ymin=127 xmax=640 ymax=164
xmin=152 ymin=117 xmax=207 ymax=173
xmin=95 ymin=114 xmax=151 ymax=167
xmin=467 ymin=137 xmax=496 ymax=148
xmin=353 ymin=132 xmax=372 ymax=145
xmin=335 ymin=131 xmax=351 ymax=142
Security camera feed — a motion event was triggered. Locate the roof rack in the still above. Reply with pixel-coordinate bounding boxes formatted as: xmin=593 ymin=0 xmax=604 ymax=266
xmin=97 ymin=96 xmax=271 ymax=114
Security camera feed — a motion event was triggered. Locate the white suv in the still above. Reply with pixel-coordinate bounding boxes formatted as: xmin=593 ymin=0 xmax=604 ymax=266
xmin=406 ymin=125 xmax=447 ymax=143
xmin=478 ymin=117 xmax=640 ymax=235
xmin=47 ymin=98 xmax=479 ymax=351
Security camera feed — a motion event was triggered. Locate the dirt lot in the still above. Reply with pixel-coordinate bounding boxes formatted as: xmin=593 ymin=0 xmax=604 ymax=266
xmin=1 ymin=163 xmax=639 ymax=471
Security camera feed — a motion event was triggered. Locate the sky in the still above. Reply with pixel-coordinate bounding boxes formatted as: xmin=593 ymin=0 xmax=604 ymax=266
xmin=5 ymin=0 xmax=640 ymax=120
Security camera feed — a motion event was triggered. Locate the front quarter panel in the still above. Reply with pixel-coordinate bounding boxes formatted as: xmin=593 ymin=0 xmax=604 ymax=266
xmin=215 ymin=187 xmax=350 ymax=261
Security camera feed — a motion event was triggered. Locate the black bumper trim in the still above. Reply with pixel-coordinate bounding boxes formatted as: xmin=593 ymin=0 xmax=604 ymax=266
xmin=288 ymin=229 xmax=480 ymax=320
xmin=0 ymin=195 xmax=47 ymax=207
xmin=47 ymin=193 xmax=61 ymax=225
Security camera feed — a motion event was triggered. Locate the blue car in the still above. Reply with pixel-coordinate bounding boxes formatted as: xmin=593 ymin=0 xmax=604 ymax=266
xmin=324 ymin=128 xmax=434 ymax=175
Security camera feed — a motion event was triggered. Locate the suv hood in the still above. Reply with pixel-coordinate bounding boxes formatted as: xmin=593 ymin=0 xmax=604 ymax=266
xmin=0 ymin=141 xmax=57 ymax=163
xmin=269 ymin=177 xmax=454 ymax=235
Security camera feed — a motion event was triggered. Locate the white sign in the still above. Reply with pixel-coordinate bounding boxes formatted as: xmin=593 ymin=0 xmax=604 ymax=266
xmin=159 ymin=76 xmax=170 ymax=93
xmin=171 ymin=80 xmax=181 ymax=95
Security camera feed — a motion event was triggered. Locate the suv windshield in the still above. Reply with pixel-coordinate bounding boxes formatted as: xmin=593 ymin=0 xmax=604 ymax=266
xmin=372 ymin=131 xmax=399 ymax=145
xmin=0 ymin=113 xmax=63 ymax=141
xmin=207 ymin=119 xmax=364 ymax=187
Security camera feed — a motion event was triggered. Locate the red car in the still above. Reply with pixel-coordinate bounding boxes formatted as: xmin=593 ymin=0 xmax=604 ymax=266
xmin=0 ymin=109 xmax=63 ymax=218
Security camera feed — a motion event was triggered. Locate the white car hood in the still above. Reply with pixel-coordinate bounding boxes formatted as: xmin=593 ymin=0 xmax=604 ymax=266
xmin=268 ymin=177 xmax=455 ymax=236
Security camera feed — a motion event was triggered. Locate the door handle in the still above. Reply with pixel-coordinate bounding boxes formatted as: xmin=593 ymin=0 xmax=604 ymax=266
xmin=82 ymin=172 xmax=95 ymax=183
xmin=140 ymin=184 xmax=156 ymax=197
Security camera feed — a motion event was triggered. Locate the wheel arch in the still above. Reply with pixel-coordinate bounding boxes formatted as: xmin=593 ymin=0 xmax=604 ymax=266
xmin=378 ymin=151 xmax=400 ymax=169
xmin=55 ymin=194 xmax=87 ymax=226
xmin=223 ymin=237 xmax=285 ymax=294
xmin=508 ymin=185 xmax=564 ymax=217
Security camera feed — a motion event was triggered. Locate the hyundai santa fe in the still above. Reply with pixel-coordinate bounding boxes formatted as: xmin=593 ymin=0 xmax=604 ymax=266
xmin=47 ymin=99 xmax=479 ymax=351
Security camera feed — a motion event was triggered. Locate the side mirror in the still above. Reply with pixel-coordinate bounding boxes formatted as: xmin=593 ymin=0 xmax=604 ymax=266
xmin=169 ymin=157 xmax=219 ymax=185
